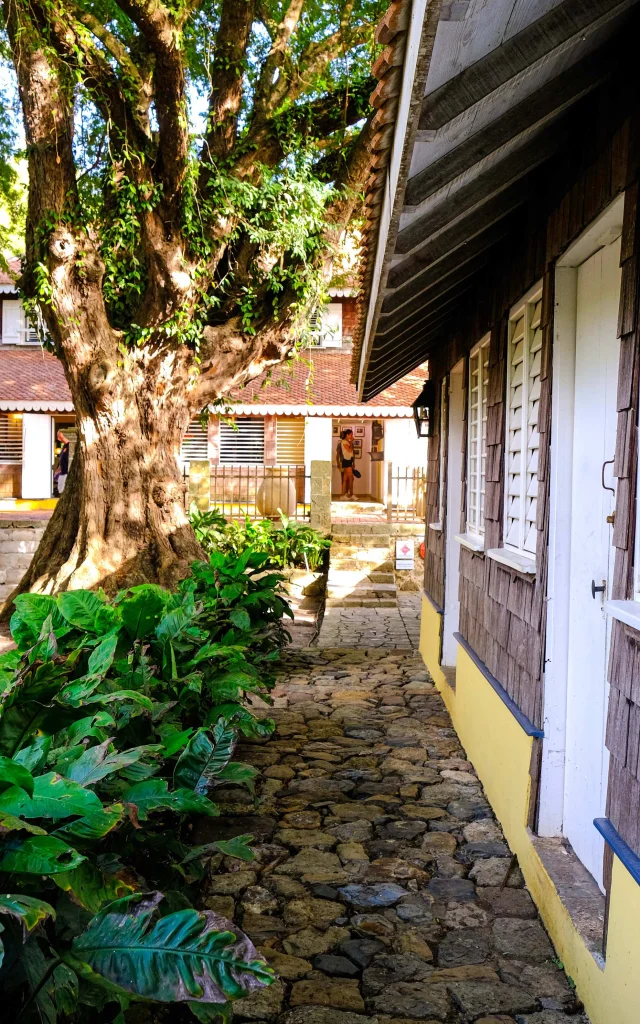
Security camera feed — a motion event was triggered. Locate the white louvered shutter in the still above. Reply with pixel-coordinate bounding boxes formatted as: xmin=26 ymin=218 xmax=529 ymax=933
xmin=467 ymin=336 xmax=489 ymax=537
xmin=506 ymin=312 xmax=525 ymax=548
xmin=180 ymin=419 xmax=209 ymax=463
xmin=219 ymin=417 xmax=264 ymax=464
xmin=276 ymin=417 xmax=305 ymax=465
xmin=438 ymin=377 xmax=447 ymax=523
xmin=524 ymin=299 xmax=542 ymax=553
xmin=2 ymin=300 xmax=20 ymax=344
xmin=0 ymin=414 xmax=23 ymax=462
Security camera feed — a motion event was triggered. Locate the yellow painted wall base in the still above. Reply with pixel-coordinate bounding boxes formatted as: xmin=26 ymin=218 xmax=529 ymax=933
xmin=419 ymin=594 xmax=640 ymax=1024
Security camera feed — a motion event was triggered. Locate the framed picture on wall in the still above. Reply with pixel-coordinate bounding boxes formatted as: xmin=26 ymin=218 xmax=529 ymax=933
xmin=353 ymin=440 xmax=362 ymax=459
xmin=332 ymin=423 xmax=339 ymax=435
xmin=354 ymin=425 xmax=365 ymax=437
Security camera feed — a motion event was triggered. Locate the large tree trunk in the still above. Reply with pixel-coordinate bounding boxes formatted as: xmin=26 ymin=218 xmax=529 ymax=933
xmin=3 ymin=363 xmax=204 ymax=612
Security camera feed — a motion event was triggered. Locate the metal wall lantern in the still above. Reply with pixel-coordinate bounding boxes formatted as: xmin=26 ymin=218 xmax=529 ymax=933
xmin=412 ymin=380 xmax=435 ymax=438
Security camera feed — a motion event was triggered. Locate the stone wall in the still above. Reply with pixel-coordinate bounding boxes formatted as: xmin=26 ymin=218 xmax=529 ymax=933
xmin=0 ymin=520 xmax=46 ymax=602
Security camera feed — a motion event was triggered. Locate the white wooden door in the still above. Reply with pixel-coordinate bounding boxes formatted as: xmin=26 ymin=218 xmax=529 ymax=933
xmin=564 ymin=235 xmax=621 ymax=890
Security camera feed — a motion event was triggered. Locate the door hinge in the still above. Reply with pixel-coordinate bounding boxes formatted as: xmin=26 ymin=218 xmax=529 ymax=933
xmin=606 ymin=510 xmax=616 ymax=525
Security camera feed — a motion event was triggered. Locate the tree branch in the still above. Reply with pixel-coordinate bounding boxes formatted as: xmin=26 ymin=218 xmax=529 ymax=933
xmin=201 ymin=0 xmax=255 ymax=163
xmin=254 ymin=0 xmax=305 ymax=114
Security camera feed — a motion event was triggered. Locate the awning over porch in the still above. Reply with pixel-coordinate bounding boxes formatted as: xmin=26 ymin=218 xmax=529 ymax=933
xmin=353 ymin=0 xmax=640 ymax=401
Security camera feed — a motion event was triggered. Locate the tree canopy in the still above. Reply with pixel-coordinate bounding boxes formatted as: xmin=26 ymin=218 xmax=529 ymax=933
xmin=0 ymin=0 xmax=384 ymax=400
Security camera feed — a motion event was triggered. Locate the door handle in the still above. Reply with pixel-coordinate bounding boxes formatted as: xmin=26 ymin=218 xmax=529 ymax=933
xmin=601 ymin=459 xmax=615 ymax=495
xmin=591 ymin=579 xmax=606 ymax=599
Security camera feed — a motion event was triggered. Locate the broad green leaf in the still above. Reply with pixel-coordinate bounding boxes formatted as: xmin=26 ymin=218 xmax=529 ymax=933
xmin=0 ymin=893 xmax=55 ymax=933
xmin=173 ymin=721 xmax=236 ymax=795
xmin=121 ymin=586 xmax=168 ymax=639
xmin=0 ymin=755 xmax=34 ymax=795
xmin=57 ymin=590 xmax=108 ymax=632
xmin=220 ymin=583 xmax=243 ymax=602
xmin=54 ymin=802 xmax=124 ymax=840
xmin=53 ymin=962 xmax=79 ymax=1017
xmin=0 ymin=835 xmax=86 ymax=874
xmin=56 ymin=676 xmax=105 ymax=705
xmin=162 ymin=728 xmax=194 ymax=757
xmin=156 ymin=605 xmax=193 ymax=645
xmin=206 ymin=704 xmax=274 ymax=739
xmin=87 ymin=632 xmax=119 ymax=676
xmin=70 ymin=891 xmax=274 ymax=1002
xmin=75 ymin=688 xmax=153 ymax=710
xmin=229 ymin=607 xmax=251 ymax=631
xmin=0 ymin=648 xmax=20 ymax=690
xmin=12 ymin=734 xmax=52 ymax=773
xmin=54 ymin=860 xmax=134 ymax=913
xmin=65 ymin=738 xmax=161 ymax=786
xmin=123 ymin=779 xmax=218 ymax=820
xmin=0 ymin=813 xmax=47 ymax=834
xmin=10 ymin=593 xmax=57 ymax=647
xmin=66 ymin=711 xmax=115 ymax=744
xmin=215 ymin=762 xmax=258 ymax=791
xmin=0 ymin=772 xmax=103 ymax=821
xmin=212 ymin=835 xmax=255 ymax=862
xmin=21 ymin=937 xmax=58 ymax=1024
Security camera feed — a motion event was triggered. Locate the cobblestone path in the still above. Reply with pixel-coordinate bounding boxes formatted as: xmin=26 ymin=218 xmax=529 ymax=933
xmin=199 ymin=647 xmax=588 ymax=1024
xmin=318 ymin=594 xmax=422 ymax=648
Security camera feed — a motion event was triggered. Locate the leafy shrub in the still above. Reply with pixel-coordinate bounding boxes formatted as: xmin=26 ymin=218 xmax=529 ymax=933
xmin=0 ymin=553 xmax=289 ymax=1020
xmin=191 ymin=508 xmax=331 ymax=571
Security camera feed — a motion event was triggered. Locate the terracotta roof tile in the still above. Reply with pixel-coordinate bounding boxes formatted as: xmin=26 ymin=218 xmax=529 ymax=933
xmin=0 ymin=347 xmax=71 ymax=404
xmin=0 ymin=258 xmax=21 ymax=287
xmin=231 ymin=349 xmax=426 ymax=407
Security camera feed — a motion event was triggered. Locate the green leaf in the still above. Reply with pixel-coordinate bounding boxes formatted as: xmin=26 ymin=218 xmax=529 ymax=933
xmin=0 ymin=772 xmax=103 ymax=821
xmin=77 ymin=688 xmax=153 ymax=710
xmin=121 ymin=585 xmax=169 ymax=639
xmin=0 ymin=755 xmax=34 ymax=795
xmin=0 ymin=835 xmax=86 ymax=874
xmin=57 ymin=590 xmax=108 ymax=632
xmin=12 ymin=734 xmax=51 ymax=773
xmin=213 ymin=835 xmax=255 ymax=862
xmin=207 ymin=704 xmax=274 ymax=739
xmin=53 ymin=962 xmax=79 ymax=1017
xmin=123 ymin=779 xmax=218 ymax=820
xmin=10 ymin=593 xmax=58 ymax=647
xmin=0 ymin=893 xmax=56 ymax=933
xmin=87 ymin=632 xmax=119 ymax=676
xmin=162 ymin=728 xmax=194 ymax=757
xmin=70 ymin=891 xmax=274 ymax=1003
xmin=0 ymin=813 xmax=47 ymax=834
xmin=65 ymin=738 xmax=161 ymax=786
xmin=156 ymin=605 xmax=193 ymax=645
xmin=54 ymin=860 xmax=134 ymax=913
xmin=220 ymin=583 xmax=243 ymax=602
xmin=173 ymin=721 xmax=236 ymax=795
xmin=55 ymin=803 xmax=124 ymax=840
xmin=215 ymin=762 xmax=258 ymax=792
xmin=229 ymin=607 xmax=251 ymax=631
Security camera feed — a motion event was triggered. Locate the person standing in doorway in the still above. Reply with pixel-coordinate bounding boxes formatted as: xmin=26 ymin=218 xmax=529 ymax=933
xmin=337 ymin=428 xmax=355 ymax=499
xmin=54 ymin=431 xmax=70 ymax=495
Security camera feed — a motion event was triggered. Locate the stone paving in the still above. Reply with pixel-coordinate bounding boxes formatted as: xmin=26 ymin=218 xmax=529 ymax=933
xmin=318 ymin=594 xmax=421 ymax=648
xmin=198 ymin=646 xmax=588 ymax=1024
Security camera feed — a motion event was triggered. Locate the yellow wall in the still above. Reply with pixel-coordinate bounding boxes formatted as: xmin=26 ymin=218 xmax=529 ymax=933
xmin=419 ymin=594 xmax=640 ymax=1024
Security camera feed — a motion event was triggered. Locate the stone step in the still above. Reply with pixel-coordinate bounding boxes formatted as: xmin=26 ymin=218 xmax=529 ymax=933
xmin=325 ymin=597 xmax=397 ymax=608
xmin=368 ymin=571 xmax=395 ymax=584
xmin=326 ymin=582 xmax=397 ymax=599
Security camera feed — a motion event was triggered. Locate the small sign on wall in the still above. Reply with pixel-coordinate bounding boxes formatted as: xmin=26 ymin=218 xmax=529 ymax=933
xmin=395 ymin=538 xmax=415 ymax=570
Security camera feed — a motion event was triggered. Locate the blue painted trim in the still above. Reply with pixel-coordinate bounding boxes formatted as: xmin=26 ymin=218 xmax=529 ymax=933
xmin=422 ymin=588 xmax=444 ymax=616
xmin=454 ymin=632 xmax=544 ymax=738
xmin=594 ymin=818 xmax=640 ymax=887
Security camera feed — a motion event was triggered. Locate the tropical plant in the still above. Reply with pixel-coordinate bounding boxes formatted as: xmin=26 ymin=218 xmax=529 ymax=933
xmin=0 ymin=0 xmax=386 ymax=606
xmin=0 ymin=570 xmax=283 ymax=1019
xmin=192 ymin=509 xmax=331 ymax=572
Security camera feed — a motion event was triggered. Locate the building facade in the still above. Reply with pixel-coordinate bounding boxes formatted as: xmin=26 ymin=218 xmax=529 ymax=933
xmin=354 ymin=1 xmax=640 ymax=1021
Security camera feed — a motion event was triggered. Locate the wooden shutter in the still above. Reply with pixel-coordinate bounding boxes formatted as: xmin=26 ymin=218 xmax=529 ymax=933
xmin=524 ymin=298 xmax=542 ymax=553
xmin=219 ymin=417 xmax=264 ymax=464
xmin=467 ymin=336 xmax=489 ymax=537
xmin=276 ymin=417 xmax=305 ymax=465
xmin=2 ymin=300 xmax=20 ymax=344
xmin=506 ymin=312 xmax=525 ymax=549
xmin=181 ymin=419 xmax=209 ymax=462
xmin=0 ymin=414 xmax=23 ymax=462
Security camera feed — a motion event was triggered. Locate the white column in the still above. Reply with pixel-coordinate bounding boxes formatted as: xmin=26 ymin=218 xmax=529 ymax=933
xmin=304 ymin=417 xmax=332 ymax=502
xmin=22 ymin=414 xmax=52 ymax=499
xmin=385 ymin=417 xmax=428 ymax=468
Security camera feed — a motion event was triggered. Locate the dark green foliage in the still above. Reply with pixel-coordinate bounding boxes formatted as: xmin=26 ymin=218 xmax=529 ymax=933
xmin=0 ymin=550 xmax=289 ymax=1019
xmin=191 ymin=507 xmax=331 ymax=571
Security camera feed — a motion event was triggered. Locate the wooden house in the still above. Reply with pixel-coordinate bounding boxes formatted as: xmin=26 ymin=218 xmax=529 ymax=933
xmin=353 ymin=1 xmax=640 ymax=1021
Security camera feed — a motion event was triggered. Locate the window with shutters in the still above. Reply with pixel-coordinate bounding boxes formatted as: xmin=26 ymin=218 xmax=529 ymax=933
xmin=1 ymin=300 xmax=42 ymax=345
xmin=505 ymin=288 xmax=542 ymax=555
xmin=0 ymin=413 xmax=23 ymax=462
xmin=180 ymin=419 xmax=209 ymax=463
xmin=308 ymin=303 xmax=343 ymax=347
xmin=219 ymin=417 xmax=265 ymax=464
xmin=276 ymin=417 xmax=305 ymax=465
xmin=467 ymin=336 xmax=490 ymax=538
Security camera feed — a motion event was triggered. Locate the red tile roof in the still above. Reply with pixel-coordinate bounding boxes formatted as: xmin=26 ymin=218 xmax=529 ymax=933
xmin=0 ymin=347 xmax=71 ymax=406
xmin=231 ymin=350 xmax=427 ymax=407
xmin=0 ymin=346 xmax=425 ymax=411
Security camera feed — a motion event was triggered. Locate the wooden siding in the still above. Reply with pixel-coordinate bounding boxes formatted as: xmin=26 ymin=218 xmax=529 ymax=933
xmin=605 ymin=170 xmax=640 ymax=876
xmin=422 ymin=85 xmax=639 ymax=744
